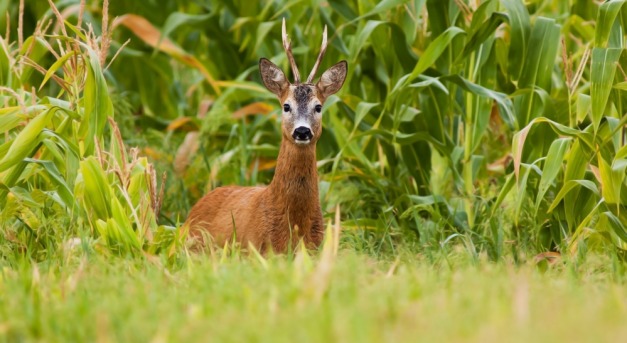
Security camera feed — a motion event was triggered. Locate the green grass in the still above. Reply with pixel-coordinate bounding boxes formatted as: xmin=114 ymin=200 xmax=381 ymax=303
xmin=1 ymin=252 xmax=627 ymax=342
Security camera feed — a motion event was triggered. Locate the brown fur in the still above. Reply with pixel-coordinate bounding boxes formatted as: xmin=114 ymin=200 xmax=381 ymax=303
xmin=186 ymin=139 xmax=323 ymax=253
xmin=186 ymin=51 xmax=347 ymax=254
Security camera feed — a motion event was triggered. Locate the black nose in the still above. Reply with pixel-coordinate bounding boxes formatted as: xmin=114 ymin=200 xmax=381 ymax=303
xmin=292 ymin=126 xmax=313 ymax=141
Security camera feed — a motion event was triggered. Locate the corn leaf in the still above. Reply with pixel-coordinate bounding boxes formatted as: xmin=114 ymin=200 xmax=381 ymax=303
xmin=590 ymin=48 xmax=622 ymax=131
xmin=535 ymin=138 xmax=571 ymax=212
xmin=0 ymin=108 xmax=51 ymax=172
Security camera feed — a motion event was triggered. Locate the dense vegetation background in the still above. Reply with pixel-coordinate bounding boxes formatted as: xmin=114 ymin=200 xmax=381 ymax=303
xmin=3 ymin=0 xmax=627 ymax=261
xmin=3 ymin=0 xmax=627 ymax=341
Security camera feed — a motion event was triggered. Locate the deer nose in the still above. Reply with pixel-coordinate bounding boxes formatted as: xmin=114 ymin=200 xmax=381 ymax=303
xmin=292 ymin=126 xmax=313 ymax=141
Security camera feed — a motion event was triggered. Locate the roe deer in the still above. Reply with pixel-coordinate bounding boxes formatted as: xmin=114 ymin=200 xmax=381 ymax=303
xmin=186 ymin=19 xmax=347 ymax=253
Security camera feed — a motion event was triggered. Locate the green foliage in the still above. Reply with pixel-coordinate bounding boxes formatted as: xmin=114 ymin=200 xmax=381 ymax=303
xmin=2 ymin=0 xmax=627 ymax=261
xmin=4 ymin=2 xmax=627 ymax=341
xmin=0 ymin=5 xmax=176 ymax=259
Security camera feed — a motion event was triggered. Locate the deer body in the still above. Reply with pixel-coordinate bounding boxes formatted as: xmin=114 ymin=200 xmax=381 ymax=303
xmin=186 ymin=20 xmax=347 ymax=253
xmin=187 ymin=140 xmax=323 ymax=252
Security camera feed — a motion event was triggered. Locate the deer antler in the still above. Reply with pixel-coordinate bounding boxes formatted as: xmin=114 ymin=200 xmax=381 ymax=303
xmin=306 ymin=25 xmax=328 ymax=84
xmin=282 ymin=18 xmax=301 ymax=84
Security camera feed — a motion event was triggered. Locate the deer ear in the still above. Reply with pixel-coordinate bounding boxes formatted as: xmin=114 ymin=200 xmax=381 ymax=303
xmin=260 ymin=58 xmax=289 ymax=96
xmin=316 ymin=60 xmax=347 ymax=98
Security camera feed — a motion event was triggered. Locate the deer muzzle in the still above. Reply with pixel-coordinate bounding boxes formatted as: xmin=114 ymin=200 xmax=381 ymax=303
xmin=292 ymin=126 xmax=313 ymax=143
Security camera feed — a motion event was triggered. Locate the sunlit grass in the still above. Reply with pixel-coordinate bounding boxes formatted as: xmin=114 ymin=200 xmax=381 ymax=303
xmin=1 ymin=251 xmax=626 ymax=342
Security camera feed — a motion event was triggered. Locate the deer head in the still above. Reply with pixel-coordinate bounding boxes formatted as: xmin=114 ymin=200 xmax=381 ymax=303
xmin=260 ymin=19 xmax=347 ymax=146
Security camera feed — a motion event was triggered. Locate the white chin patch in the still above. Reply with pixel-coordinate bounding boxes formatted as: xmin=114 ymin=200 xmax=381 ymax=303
xmin=295 ymin=139 xmax=311 ymax=145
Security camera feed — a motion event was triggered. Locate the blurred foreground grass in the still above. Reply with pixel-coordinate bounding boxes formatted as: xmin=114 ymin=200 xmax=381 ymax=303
xmin=1 ymin=251 xmax=626 ymax=342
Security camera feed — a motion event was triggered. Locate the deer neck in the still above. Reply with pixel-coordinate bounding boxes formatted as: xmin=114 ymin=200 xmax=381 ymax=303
xmin=267 ymin=138 xmax=319 ymax=219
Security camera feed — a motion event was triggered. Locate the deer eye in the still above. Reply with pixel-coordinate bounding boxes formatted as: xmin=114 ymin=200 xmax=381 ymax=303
xmin=314 ymin=104 xmax=322 ymax=113
xmin=283 ymin=104 xmax=291 ymax=112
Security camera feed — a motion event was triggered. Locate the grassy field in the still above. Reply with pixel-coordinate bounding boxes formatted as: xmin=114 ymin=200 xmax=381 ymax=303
xmin=1 ymin=251 xmax=627 ymax=342
xmin=3 ymin=0 xmax=627 ymax=341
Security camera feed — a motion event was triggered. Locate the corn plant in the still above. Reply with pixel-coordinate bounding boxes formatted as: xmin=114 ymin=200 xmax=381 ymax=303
xmin=498 ymin=0 xmax=627 ymax=254
xmin=0 ymin=1 xmax=178 ymax=259
xmin=6 ymin=0 xmax=627 ymax=259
